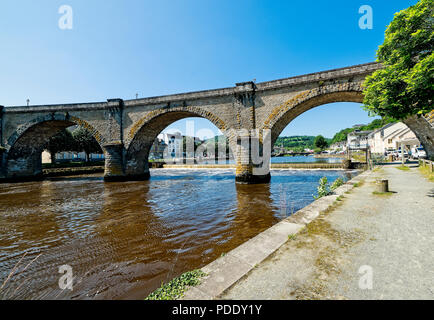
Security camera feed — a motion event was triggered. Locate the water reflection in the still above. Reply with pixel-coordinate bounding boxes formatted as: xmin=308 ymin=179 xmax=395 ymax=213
xmin=0 ymin=169 xmax=357 ymax=299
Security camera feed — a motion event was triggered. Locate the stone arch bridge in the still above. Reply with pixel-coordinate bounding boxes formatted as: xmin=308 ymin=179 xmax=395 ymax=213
xmin=1 ymin=62 xmax=432 ymax=183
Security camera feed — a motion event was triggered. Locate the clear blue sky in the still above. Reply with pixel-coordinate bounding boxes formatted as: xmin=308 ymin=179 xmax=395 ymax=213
xmin=0 ymin=0 xmax=418 ymax=138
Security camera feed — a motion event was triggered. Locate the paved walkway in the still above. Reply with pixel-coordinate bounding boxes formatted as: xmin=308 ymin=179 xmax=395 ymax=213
xmin=221 ymin=165 xmax=434 ymax=300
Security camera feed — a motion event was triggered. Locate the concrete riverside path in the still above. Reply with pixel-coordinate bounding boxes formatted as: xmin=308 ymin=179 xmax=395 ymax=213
xmin=220 ymin=164 xmax=434 ymax=300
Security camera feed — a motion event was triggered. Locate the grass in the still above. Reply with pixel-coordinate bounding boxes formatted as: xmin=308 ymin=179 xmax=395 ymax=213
xmin=396 ymin=165 xmax=410 ymax=171
xmin=352 ymin=180 xmax=364 ymax=188
xmin=284 ymin=187 xmax=367 ymax=299
xmin=0 ymin=252 xmax=42 ymax=299
xmin=288 ymin=234 xmax=297 ymax=240
xmin=290 ymin=214 xmax=365 ymax=299
xmin=372 ymin=191 xmax=395 ymax=196
xmin=145 ymin=269 xmax=207 ymax=300
xmin=419 ymin=165 xmax=434 ymax=182
xmin=372 ymin=167 xmax=383 ymax=173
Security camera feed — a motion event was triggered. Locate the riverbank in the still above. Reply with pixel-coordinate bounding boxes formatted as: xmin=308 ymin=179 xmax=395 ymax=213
xmin=43 ymin=166 xmax=104 ymax=177
xmin=181 ymin=164 xmax=433 ymax=300
xmin=180 ymin=169 xmax=371 ymax=300
xmin=218 ymin=164 xmax=434 ymax=300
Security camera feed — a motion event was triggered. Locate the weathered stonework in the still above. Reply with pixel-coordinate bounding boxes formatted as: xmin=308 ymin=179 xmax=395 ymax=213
xmin=403 ymin=115 xmax=434 ymax=159
xmin=1 ymin=62 xmax=431 ymax=183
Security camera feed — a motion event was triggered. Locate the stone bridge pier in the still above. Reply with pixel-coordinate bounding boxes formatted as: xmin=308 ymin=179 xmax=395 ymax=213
xmin=1 ymin=62 xmax=432 ymax=183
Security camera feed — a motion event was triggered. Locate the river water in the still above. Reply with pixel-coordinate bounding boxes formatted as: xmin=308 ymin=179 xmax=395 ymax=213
xmin=0 ymin=168 xmax=357 ymax=300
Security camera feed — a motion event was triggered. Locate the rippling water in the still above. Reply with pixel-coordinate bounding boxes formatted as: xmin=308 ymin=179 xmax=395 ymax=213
xmin=0 ymin=168 xmax=357 ymax=300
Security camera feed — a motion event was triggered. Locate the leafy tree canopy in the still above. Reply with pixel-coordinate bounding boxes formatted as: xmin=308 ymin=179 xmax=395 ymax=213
xmin=314 ymin=135 xmax=329 ymax=150
xmin=363 ymin=0 xmax=433 ymax=119
xmin=331 ymin=118 xmax=396 ymax=144
xmin=46 ymin=129 xmax=75 ymax=155
xmin=46 ymin=126 xmax=102 ymax=162
xmin=72 ymin=127 xmax=102 ymax=159
xmin=275 ymin=135 xmax=331 ymax=152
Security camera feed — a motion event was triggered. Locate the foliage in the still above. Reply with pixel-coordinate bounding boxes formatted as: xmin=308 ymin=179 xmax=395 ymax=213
xmin=314 ymin=177 xmax=330 ymax=199
xmin=275 ymin=136 xmax=332 ymax=152
xmin=372 ymin=191 xmax=395 ymax=196
xmin=363 ymin=0 xmax=434 ymax=119
xmin=314 ymin=177 xmax=346 ymax=199
xmin=182 ymin=136 xmax=204 ymax=153
xmin=202 ymin=136 xmax=231 ymax=156
xmin=72 ymin=127 xmax=102 ymax=162
xmin=419 ymin=163 xmax=434 ymax=181
xmin=314 ymin=135 xmax=329 ymax=150
xmin=46 ymin=126 xmax=102 ymax=162
xmin=331 ymin=118 xmax=396 ymax=144
xmin=46 ymin=129 xmax=75 ymax=156
xmin=145 ymin=269 xmax=206 ymax=300
xmin=275 ymin=136 xmax=314 ymax=149
xmin=396 ymin=165 xmax=410 ymax=171
xmin=330 ymin=177 xmax=344 ymax=191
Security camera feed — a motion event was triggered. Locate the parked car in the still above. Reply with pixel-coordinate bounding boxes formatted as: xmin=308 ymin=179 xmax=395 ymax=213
xmin=396 ymin=148 xmax=409 ymax=159
xmin=411 ymin=147 xmax=427 ymax=159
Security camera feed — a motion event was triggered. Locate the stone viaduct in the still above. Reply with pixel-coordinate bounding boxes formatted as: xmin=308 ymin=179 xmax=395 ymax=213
xmin=1 ymin=62 xmax=432 ymax=183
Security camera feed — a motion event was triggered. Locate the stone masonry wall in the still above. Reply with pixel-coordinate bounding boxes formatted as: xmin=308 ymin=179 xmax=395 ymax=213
xmin=3 ymin=62 xmax=430 ymax=182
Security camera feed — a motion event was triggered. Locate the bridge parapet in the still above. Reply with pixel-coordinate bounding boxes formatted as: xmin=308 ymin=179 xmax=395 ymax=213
xmin=4 ymin=61 xmax=432 ymax=185
xmin=255 ymin=62 xmax=382 ymax=92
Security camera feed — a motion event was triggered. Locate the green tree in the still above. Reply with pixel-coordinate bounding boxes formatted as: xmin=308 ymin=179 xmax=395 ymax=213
xmin=72 ymin=127 xmax=102 ymax=162
xmin=314 ymin=135 xmax=329 ymax=150
xmin=363 ymin=0 xmax=433 ymax=119
xmin=46 ymin=129 xmax=75 ymax=163
xmin=331 ymin=118 xmax=396 ymax=144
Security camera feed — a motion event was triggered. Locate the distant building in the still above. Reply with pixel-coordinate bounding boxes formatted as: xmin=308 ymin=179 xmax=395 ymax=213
xmin=368 ymin=122 xmax=420 ymax=154
xmin=347 ymin=130 xmax=373 ymax=149
xmin=272 ymin=146 xmax=286 ymax=155
xmin=158 ymin=132 xmax=183 ymax=159
xmin=329 ymin=141 xmax=347 ymax=152
xmin=149 ymin=137 xmax=167 ymax=160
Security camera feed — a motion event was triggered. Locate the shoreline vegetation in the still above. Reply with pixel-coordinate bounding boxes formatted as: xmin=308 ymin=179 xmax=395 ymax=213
xmin=145 ymin=270 xmax=207 ymax=300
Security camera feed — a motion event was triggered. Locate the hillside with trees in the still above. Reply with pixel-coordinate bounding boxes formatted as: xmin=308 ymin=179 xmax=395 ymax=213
xmin=275 ymin=136 xmax=332 ymax=152
xmin=330 ymin=118 xmax=396 ymax=144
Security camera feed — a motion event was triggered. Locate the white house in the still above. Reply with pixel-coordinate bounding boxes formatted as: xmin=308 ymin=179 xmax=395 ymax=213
xmin=158 ymin=132 xmax=183 ymax=159
xmin=347 ymin=130 xmax=373 ymax=149
xmin=329 ymin=141 xmax=347 ymax=152
xmin=368 ymin=122 xmax=421 ymax=155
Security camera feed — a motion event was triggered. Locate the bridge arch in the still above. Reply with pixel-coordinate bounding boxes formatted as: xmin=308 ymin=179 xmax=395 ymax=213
xmin=5 ymin=114 xmax=105 ymax=179
xmin=125 ymin=106 xmax=234 ymax=179
xmin=261 ymin=82 xmax=364 ymax=146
